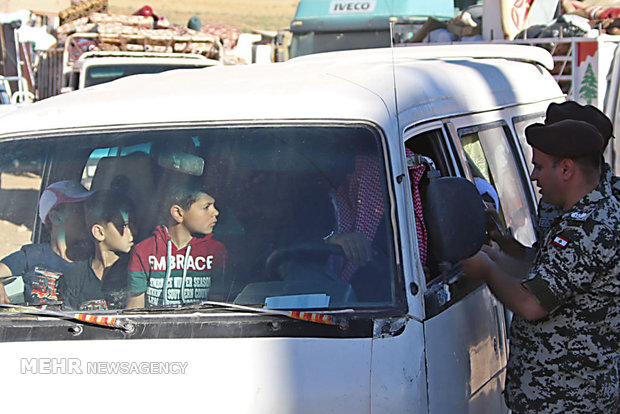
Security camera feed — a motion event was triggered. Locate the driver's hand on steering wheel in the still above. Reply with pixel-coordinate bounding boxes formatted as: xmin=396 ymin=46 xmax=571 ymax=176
xmin=327 ymin=232 xmax=373 ymax=266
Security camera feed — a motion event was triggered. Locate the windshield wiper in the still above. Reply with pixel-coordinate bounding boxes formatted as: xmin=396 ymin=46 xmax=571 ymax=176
xmin=177 ymin=300 xmax=352 ymax=327
xmin=0 ymin=303 xmax=135 ymax=333
xmin=123 ymin=300 xmax=353 ymax=327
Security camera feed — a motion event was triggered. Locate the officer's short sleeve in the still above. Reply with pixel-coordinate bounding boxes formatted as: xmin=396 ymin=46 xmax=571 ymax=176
xmin=523 ymin=222 xmax=617 ymax=313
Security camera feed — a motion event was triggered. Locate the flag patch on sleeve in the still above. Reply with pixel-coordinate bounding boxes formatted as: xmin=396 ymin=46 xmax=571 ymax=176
xmin=552 ymin=235 xmax=569 ymax=248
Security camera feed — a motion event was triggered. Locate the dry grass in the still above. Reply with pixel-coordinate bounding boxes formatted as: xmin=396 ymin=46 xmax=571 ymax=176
xmin=109 ymin=0 xmax=299 ymax=32
xmin=1 ymin=0 xmax=299 ymax=32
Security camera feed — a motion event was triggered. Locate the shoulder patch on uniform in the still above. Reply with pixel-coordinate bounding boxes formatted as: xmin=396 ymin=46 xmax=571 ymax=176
xmin=538 ymin=217 xmax=553 ymax=229
xmin=569 ymin=211 xmax=590 ymax=221
xmin=552 ymin=234 xmax=570 ymax=248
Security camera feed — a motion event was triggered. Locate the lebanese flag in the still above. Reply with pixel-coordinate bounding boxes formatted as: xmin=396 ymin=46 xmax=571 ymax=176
xmin=552 ymin=235 xmax=569 ymax=248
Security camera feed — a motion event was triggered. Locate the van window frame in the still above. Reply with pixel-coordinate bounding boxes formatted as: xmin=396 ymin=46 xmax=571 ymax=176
xmin=402 ymin=122 xmax=484 ymax=318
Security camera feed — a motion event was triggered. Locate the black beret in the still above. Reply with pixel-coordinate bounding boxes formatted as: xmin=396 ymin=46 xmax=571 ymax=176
xmin=545 ymin=101 xmax=613 ymax=148
xmin=526 ymin=119 xmax=604 ymax=158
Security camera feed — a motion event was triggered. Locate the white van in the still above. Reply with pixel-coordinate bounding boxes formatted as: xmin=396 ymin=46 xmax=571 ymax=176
xmin=0 ymin=44 xmax=563 ymax=413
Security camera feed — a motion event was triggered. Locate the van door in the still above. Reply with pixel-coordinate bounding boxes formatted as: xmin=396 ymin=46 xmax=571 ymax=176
xmin=404 ymin=125 xmax=509 ymax=414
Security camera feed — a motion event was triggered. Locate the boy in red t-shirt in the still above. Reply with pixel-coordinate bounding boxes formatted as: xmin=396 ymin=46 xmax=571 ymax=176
xmin=127 ymin=181 xmax=227 ymax=308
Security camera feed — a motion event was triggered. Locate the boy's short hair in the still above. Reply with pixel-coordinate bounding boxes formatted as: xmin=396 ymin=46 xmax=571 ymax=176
xmin=84 ymin=190 xmax=135 ymax=235
xmin=161 ymin=177 xmax=208 ymax=212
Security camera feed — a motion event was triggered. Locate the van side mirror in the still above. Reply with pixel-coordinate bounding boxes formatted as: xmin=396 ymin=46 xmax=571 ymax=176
xmin=423 ymin=177 xmax=486 ymax=265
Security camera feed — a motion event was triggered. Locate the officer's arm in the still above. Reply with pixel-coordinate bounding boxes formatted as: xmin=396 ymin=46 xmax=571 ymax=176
xmin=461 ymin=251 xmax=548 ymax=321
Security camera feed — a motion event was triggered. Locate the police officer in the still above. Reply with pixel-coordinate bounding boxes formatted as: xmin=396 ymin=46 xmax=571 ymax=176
xmin=462 ymin=119 xmax=620 ymax=413
xmin=536 ymin=101 xmax=619 ymax=239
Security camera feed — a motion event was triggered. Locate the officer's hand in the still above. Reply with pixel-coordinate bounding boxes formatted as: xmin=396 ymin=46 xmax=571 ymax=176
xmin=485 ymin=209 xmax=528 ymax=259
xmin=327 ymin=232 xmax=373 ymax=266
xmin=482 ymin=242 xmax=532 ymax=280
xmin=461 ymin=250 xmax=495 ymax=282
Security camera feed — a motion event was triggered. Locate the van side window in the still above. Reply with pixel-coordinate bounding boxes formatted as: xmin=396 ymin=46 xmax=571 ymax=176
xmin=0 ymin=143 xmax=45 ymax=259
xmin=460 ymin=125 xmax=537 ymax=246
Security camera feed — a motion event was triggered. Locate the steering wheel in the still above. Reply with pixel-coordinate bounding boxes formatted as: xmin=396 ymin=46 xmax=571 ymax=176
xmin=265 ymin=242 xmax=345 ymax=280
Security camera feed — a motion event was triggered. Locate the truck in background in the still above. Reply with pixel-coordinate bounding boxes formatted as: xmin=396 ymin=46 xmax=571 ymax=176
xmin=282 ymin=0 xmax=476 ymax=60
xmin=36 ymin=11 xmax=225 ymax=99
xmin=62 ymin=50 xmax=220 ymax=92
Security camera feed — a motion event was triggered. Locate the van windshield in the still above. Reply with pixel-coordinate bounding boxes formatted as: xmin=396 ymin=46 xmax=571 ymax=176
xmin=0 ymin=125 xmax=399 ymax=314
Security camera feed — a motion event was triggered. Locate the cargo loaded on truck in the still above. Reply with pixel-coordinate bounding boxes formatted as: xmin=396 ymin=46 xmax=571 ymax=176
xmin=35 ymin=11 xmax=225 ymax=98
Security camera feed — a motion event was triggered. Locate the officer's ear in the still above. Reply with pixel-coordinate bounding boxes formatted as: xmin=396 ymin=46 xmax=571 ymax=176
xmin=559 ymin=158 xmax=575 ymax=180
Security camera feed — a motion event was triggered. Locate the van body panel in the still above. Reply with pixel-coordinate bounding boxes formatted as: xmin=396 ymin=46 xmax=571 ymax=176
xmin=425 ymin=286 xmax=508 ymax=413
xmin=0 ymin=335 xmax=374 ymax=413
xmin=370 ymin=318 xmax=428 ymax=413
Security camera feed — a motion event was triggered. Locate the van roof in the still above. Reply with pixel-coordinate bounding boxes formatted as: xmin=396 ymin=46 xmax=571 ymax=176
xmin=0 ymin=44 xmax=563 ymax=138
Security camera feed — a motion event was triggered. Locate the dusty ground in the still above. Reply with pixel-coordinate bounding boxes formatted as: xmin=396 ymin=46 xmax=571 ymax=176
xmin=0 ymin=173 xmax=40 ymax=259
xmin=1 ymin=0 xmax=299 ymax=32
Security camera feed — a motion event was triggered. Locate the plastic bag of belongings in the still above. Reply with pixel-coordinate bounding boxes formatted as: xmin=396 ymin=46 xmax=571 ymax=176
xmin=404 ymin=0 xmax=619 ymax=43
xmin=516 ymin=0 xmax=620 ymax=39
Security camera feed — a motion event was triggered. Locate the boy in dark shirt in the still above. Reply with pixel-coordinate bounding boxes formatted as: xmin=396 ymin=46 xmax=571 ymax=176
xmin=58 ymin=190 xmax=135 ymax=310
xmin=0 ymin=180 xmax=95 ymax=304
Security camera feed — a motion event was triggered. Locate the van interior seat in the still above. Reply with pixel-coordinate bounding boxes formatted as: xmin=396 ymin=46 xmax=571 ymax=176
xmin=89 ymin=153 xmax=157 ymax=242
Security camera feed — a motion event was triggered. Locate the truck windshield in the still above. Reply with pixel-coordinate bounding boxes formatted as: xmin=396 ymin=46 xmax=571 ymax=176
xmin=0 ymin=124 xmax=399 ymax=314
xmin=290 ymin=30 xmax=391 ymax=57
xmin=84 ymin=63 xmax=210 ymax=88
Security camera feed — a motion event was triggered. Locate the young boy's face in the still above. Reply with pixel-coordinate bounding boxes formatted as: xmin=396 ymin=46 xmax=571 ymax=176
xmin=102 ymin=212 xmax=134 ymax=253
xmin=182 ymin=193 xmax=219 ymax=235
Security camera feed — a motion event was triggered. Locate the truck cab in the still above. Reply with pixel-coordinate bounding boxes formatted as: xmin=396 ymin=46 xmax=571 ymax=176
xmin=64 ymin=51 xmax=221 ymax=91
xmin=286 ymin=0 xmax=476 ymax=58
